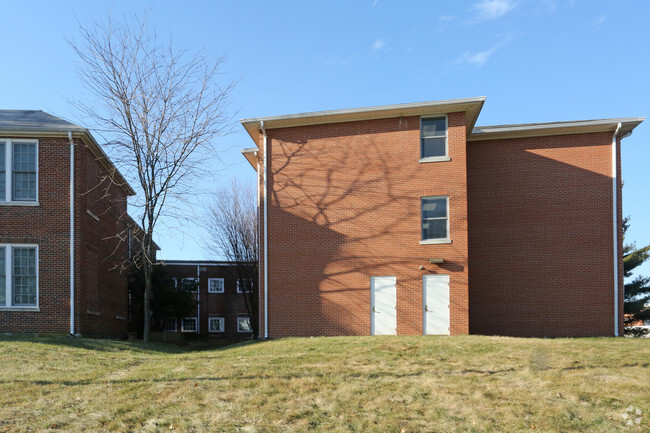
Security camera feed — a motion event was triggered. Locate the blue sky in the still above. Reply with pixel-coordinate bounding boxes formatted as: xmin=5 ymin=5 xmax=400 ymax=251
xmin=2 ymin=0 xmax=649 ymax=276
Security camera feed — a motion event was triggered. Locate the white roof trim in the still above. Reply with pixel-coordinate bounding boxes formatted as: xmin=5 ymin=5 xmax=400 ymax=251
xmin=469 ymin=117 xmax=644 ymax=141
xmin=240 ymin=97 xmax=487 ymax=143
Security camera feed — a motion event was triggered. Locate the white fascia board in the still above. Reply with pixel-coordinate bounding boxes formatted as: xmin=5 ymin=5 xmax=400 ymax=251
xmin=469 ymin=117 xmax=645 ymax=141
xmin=240 ymin=97 xmax=487 ymax=143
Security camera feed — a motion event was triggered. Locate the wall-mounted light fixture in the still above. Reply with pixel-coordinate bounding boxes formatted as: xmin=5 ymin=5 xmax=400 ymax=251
xmin=429 ymin=258 xmax=444 ymax=264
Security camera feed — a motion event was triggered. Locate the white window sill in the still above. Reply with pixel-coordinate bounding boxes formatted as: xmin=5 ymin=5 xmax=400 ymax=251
xmin=419 ymin=156 xmax=451 ymax=164
xmin=0 ymin=306 xmax=40 ymax=312
xmin=420 ymin=239 xmax=452 ymax=245
xmin=0 ymin=201 xmax=39 ymax=207
xmin=208 ymin=291 xmax=225 ymax=294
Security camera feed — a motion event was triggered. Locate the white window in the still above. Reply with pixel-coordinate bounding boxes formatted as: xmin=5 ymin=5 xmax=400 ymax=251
xmin=420 ymin=117 xmax=448 ymax=161
xmin=162 ymin=318 xmax=177 ymax=332
xmin=0 ymin=139 xmax=38 ymax=203
xmin=237 ymin=278 xmax=253 ymax=294
xmin=181 ymin=317 xmax=198 ymax=332
xmin=181 ymin=277 xmax=198 ymax=293
xmin=0 ymin=244 xmax=38 ymax=308
xmin=208 ymin=278 xmax=225 ymax=293
xmin=208 ymin=317 xmax=225 ymax=333
xmin=237 ymin=317 xmax=253 ymax=333
xmin=421 ymin=197 xmax=450 ymax=244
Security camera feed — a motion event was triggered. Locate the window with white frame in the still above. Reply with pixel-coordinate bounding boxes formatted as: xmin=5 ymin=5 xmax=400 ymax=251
xmin=181 ymin=277 xmax=198 ymax=293
xmin=181 ymin=317 xmax=198 ymax=332
xmin=208 ymin=317 xmax=225 ymax=333
xmin=420 ymin=117 xmax=447 ymax=160
xmin=0 ymin=139 xmax=38 ymax=202
xmin=237 ymin=317 xmax=252 ymax=333
xmin=208 ymin=278 xmax=225 ymax=293
xmin=0 ymin=245 xmax=38 ymax=307
xmin=237 ymin=278 xmax=253 ymax=294
xmin=421 ymin=197 xmax=449 ymax=242
xmin=161 ymin=318 xmax=177 ymax=332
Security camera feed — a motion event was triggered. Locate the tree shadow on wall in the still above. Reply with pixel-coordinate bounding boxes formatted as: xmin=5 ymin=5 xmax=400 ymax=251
xmin=266 ymin=120 xmax=468 ymax=336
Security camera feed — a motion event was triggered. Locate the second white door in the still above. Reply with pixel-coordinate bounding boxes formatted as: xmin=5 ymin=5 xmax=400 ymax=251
xmin=423 ymin=274 xmax=450 ymax=335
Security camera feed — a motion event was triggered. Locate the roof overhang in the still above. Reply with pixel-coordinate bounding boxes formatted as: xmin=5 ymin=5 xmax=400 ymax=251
xmin=469 ymin=117 xmax=645 ymax=141
xmin=240 ymin=97 xmax=487 ymax=144
xmin=241 ymin=147 xmax=258 ymax=169
xmin=1 ymin=127 xmax=136 ymax=196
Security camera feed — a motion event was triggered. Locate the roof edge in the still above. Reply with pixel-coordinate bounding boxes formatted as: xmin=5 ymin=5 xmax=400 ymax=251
xmin=157 ymin=260 xmax=241 ymax=266
xmin=241 ymin=147 xmax=258 ymax=170
xmin=75 ymin=130 xmax=136 ymax=196
xmin=469 ymin=117 xmax=645 ymax=141
xmin=240 ymin=97 xmax=487 ymax=144
xmin=1 ymin=127 xmax=136 ymax=196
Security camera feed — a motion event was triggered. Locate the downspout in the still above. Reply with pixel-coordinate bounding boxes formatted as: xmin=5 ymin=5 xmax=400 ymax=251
xmin=68 ymin=132 xmax=75 ymax=336
xmin=612 ymin=122 xmax=622 ymax=337
xmin=257 ymin=151 xmax=261 ymax=338
xmin=196 ymin=264 xmax=200 ymax=335
xmin=261 ymin=121 xmax=268 ymax=339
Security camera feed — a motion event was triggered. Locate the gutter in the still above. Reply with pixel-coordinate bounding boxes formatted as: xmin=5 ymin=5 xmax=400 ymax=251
xmin=262 ymin=121 xmax=268 ymax=339
xmin=612 ymin=122 xmax=622 ymax=337
xmin=68 ymin=132 xmax=75 ymax=336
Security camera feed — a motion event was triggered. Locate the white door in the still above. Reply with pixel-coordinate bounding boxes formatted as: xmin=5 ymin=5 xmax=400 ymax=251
xmin=423 ymin=275 xmax=450 ymax=335
xmin=370 ymin=276 xmax=397 ymax=335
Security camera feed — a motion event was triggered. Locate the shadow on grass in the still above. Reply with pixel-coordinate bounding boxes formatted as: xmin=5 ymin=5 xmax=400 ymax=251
xmin=0 ymin=360 xmax=647 ymax=389
xmin=0 ymin=334 xmax=266 ymax=355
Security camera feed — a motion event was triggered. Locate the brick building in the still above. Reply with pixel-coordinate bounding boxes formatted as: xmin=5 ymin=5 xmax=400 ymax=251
xmin=157 ymin=261 xmax=255 ymax=339
xmin=240 ymin=97 xmax=644 ymax=338
xmin=0 ymin=110 xmax=135 ymax=337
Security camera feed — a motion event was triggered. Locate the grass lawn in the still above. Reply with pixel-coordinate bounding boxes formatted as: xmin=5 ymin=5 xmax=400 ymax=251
xmin=0 ymin=336 xmax=648 ymax=432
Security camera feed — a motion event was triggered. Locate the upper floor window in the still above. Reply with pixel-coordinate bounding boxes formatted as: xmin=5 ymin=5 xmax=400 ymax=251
xmin=421 ymin=197 xmax=450 ymax=244
xmin=0 ymin=244 xmax=38 ymax=307
xmin=420 ymin=117 xmax=448 ymax=161
xmin=237 ymin=278 xmax=253 ymax=294
xmin=208 ymin=278 xmax=225 ymax=293
xmin=181 ymin=277 xmax=198 ymax=293
xmin=0 ymin=139 xmax=38 ymax=203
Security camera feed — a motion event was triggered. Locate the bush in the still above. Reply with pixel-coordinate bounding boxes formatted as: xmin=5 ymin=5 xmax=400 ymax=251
xmin=624 ymin=326 xmax=650 ymax=338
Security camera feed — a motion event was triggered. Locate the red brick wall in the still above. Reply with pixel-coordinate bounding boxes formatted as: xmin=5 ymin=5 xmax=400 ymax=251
xmin=263 ymin=113 xmax=470 ymax=337
xmin=75 ymin=142 xmax=129 ymax=337
xmin=0 ymin=137 xmax=71 ymax=333
xmin=0 ymin=136 xmax=129 ymax=336
xmin=467 ymin=132 xmax=620 ymax=337
xmin=160 ymin=263 xmax=251 ymax=339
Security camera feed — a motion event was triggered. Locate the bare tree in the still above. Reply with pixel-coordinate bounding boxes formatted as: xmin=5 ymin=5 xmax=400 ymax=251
xmin=206 ymin=179 xmax=259 ymax=338
xmin=69 ymin=14 xmax=235 ymax=342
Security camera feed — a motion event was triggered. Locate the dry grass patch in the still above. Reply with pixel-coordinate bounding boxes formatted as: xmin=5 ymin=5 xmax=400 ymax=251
xmin=0 ymin=335 xmax=647 ymax=432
